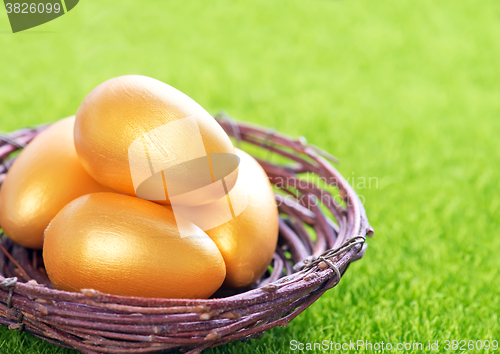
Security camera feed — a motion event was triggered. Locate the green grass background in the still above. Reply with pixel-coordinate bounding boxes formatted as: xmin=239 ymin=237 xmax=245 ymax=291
xmin=1 ymin=0 xmax=499 ymax=353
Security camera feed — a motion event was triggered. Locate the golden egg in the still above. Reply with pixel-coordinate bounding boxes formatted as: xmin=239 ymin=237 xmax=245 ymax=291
xmin=174 ymin=149 xmax=279 ymax=288
xmin=43 ymin=192 xmax=226 ymax=299
xmin=0 ymin=117 xmax=112 ymax=249
xmin=74 ymin=75 xmax=238 ymax=206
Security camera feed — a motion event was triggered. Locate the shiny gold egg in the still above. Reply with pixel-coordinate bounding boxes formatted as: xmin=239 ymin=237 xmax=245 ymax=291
xmin=175 ymin=149 xmax=279 ymax=288
xmin=0 ymin=117 xmax=112 ymax=249
xmin=43 ymin=192 xmax=226 ymax=299
xmin=74 ymin=75 xmax=238 ymax=206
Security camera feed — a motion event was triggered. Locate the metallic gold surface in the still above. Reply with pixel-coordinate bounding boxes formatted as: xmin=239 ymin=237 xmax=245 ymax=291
xmin=205 ymin=149 xmax=279 ymax=288
xmin=43 ymin=193 xmax=226 ymax=299
xmin=74 ymin=75 xmax=237 ymax=205
xmin=0 ymin=117 xmax=112 ymax=249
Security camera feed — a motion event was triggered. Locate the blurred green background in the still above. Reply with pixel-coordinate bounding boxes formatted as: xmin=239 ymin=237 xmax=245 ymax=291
xmin=1 ymin=0 xmax=499 ymax=353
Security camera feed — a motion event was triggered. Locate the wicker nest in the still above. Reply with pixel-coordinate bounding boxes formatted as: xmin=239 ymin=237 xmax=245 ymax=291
xmin=0 ymin=114 xmax=373 ymax=354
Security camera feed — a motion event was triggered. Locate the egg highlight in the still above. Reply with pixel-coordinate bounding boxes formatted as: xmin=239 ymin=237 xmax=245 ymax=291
xmin=74 ymin=75 xmax=238 ymax=207
xmin=0 ymin=116 xmax=112 ymax=249
xmin=43 ymin=192 xmax=226 ymax=299
xmin=173 ymin=149 xmax=279 ymax=288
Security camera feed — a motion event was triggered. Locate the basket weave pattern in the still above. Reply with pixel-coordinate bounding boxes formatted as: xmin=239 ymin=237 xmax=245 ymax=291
xmin=0 ymin=116 xmax=373 ymax=354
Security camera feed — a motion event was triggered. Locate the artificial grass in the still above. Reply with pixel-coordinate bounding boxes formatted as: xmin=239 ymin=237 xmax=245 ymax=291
xmin=0 ymin=0 xmax=499 ymax=353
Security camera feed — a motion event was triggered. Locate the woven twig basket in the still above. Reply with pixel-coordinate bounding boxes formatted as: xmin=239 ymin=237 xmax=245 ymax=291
xmin=0 ymin=114 xmax=373 ymax=354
